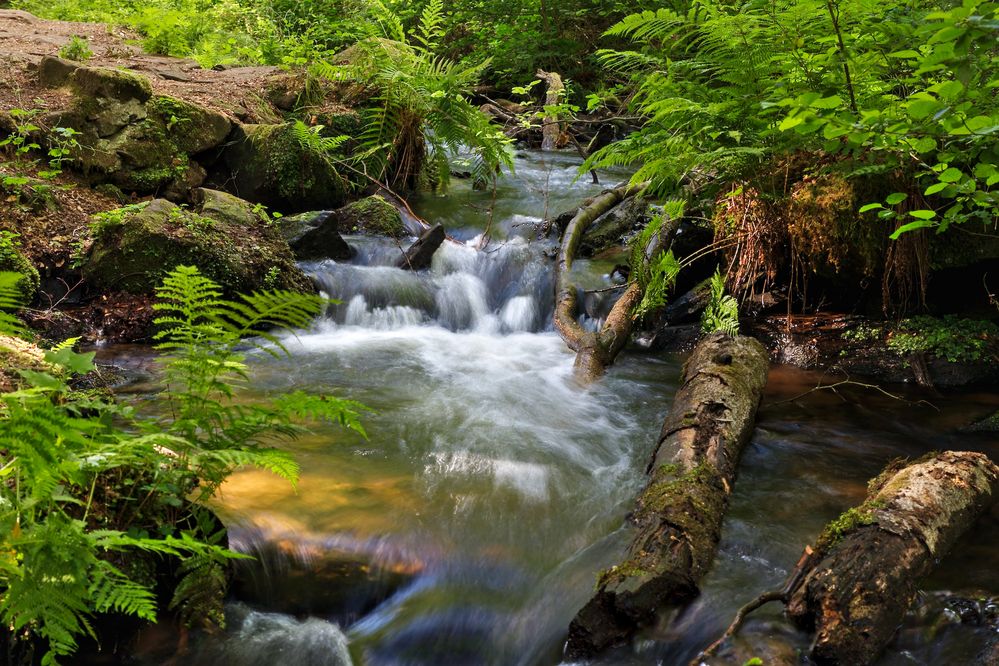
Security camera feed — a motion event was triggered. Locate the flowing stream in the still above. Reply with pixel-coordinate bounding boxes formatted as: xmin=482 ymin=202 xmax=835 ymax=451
xmin=106 ymin=152 xmax=999 ymax=666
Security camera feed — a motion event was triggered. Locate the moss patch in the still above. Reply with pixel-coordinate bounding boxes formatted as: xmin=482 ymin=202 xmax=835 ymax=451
xmin=80 ymin=194 xmax=312 ymax=296
xmin=337 ymin=195 xmax=406 ymax=238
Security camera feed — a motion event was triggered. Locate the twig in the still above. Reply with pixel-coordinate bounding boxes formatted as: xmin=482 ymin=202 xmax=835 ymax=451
xmin=772 ymin=371 xmax=940 ymax=411
xmin=698 ymin=546 xmax=817 ymax=660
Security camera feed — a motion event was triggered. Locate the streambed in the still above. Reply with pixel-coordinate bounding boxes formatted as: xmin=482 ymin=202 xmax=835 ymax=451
xmin=100 ymin=152 xmax=998 ymax=666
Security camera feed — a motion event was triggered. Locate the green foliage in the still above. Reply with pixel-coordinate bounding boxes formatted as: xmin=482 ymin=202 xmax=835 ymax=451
xmin=312 ymin=0 xmax=513 ymax=191
xmin=587 ymin=0 xmax=999 ymax=237
xmin=0 ymin=266 xmax=367 ymax=662
xmin=843 ymin=315 xmax=999 ymax=362
xmin=888 ymin=315 xmax=998 ymax=362
xmin=701 ymin=268 xmax=739 ymax=336
xmin=88 ymin=202 xmax=149 ymax=238
xmin=630 ymin=200 xmax=685 ymax=319
xmin=0 ymin=232 xmax=40 ymax=303
xmin=58 ymin=35 xmax=93 ymax=62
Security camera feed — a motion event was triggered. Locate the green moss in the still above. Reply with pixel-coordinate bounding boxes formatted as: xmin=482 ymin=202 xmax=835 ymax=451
xmin=71 ymin=66 xmax=152 ymax=102
xmin=0 ymin=231 xmax=40 ymax=303
xmin=595 ymin=561 xmax=650 ymax=590
xmin=340 ymin=195 xmax=406 ymax=238
xmin=637 ymin=462 xmax=715 ymax=519
xmin=81 ymin=196 xmax=312 ymax=296
xmin=817 ymin=499 xmax=886 ymax=551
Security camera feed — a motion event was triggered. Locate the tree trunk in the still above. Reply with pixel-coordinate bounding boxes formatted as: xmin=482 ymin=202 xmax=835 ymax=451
xmin=536 ymin=69 xmax=565 ymax=151
xmin=554 ymin=182 xmax=673 ymax=381
xmin=784 ymin=451 xmax=999 ymax=665
xmin=565 ymin=333 xmax=770 ymax=658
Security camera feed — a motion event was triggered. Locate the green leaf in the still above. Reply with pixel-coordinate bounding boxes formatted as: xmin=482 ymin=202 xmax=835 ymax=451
xmin=938 ymin=167 xmax=963 ymax=183
xmin=912 ymin=137 xmax=937 ymax=153
xmin=907 ymin=98 xmax=940 ymax=120
xmin=890 ymin=219 xmax=936 ymax=239
xmin=859 ymin=203 xmax=884 ymax=213
xmin=924 ymin=182 xmax=949 ymax=195
xmin=810 ymin=95 xmax=842 ymax=110
xmin=885 ymin=193 xmax=907 ymax=205
xmin=908 ymin=209 xmax=937 ymax=220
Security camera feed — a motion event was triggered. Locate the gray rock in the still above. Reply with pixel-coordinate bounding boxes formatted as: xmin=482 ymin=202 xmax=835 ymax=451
xmin=279 ymin=210 xmax=354 ymax=261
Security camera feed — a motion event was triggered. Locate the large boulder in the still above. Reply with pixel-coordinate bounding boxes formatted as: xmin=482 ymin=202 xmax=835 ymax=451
xmin=215 ymin=123 xmax=349 ymax=213
xmin=80 ymin=189 xmax=312 ymax=295
xmin=40 ymin=60 xmax=231 ymax=197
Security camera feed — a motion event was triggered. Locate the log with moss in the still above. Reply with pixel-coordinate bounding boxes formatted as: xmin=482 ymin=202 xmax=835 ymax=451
xmin=698 ymin=451 xmax=999 ymax=666
xmin=565 ymin=332 xmax=770 ymax=657
xmin=554 ymin=181 xmax=674 ymax=380
xmin=784 ymin=451 xmax=999 ymax=665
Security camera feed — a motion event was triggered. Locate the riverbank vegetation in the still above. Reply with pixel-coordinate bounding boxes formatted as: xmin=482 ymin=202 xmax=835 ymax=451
xmin=1 ymin=0 xmax=998 ymax=662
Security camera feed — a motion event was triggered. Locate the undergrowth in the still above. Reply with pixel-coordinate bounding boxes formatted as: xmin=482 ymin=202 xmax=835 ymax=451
xmin=0 ymin=266 xmax=366 ymax=663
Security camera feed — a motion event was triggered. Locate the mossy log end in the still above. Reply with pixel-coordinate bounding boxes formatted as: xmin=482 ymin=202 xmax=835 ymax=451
xmin=784 ymin=451 xmax=999 ymax=665
xmin=554 ymin=181 xmax=665 ymax=381
xmin=565 ymin=333 xmax=770 ymax=658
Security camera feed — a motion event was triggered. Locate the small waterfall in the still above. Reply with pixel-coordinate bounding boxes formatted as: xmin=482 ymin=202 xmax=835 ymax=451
xmin=305 ymin=235 xmax=556 ymax=333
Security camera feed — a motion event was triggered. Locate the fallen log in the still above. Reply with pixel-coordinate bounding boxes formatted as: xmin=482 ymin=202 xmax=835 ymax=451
xmin=554 ymin=182 xmax=677 ymax=380
xmin=396 ymin=223 xmax=445 ymax=271
xmin=785 ymin=451 xmax=999 ymax=665
xmin=565 ymin=332 xmax=769 ymax=658
xmin=698 ymin=451 xmax=999 ymax=666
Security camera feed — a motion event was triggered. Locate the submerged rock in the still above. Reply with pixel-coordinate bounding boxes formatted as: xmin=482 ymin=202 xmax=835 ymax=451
xmin=397 ymin=223 xmax=446 ymax=270
xmin=80 ymin=190 xmax=312 ymax=296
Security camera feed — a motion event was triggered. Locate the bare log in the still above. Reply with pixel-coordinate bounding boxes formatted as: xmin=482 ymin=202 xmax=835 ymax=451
xmin=565 ymin=333 xmax=770 ymax=658
xmin=554 ymin=182 xmax=676 ymax=380
xmin=536 ymin=69 xmax=565 ymax=151
xmin=784 ymin=451 xmax=999 ymax=665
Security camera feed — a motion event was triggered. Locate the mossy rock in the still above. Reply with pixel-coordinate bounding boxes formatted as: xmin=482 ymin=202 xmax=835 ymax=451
xmin=81 ymin=194 xmax=312 ymax=296
xmin=45 ymin=69 xmax=229 ymax=197
xmin=0 ymin=236 xmax=40 ymax=303
xmin=278 ymin=210 xmax=354 ymax=261
xmin=147 ymin=96 xmax=231 ymax=155
xmin=216 ymin=123 xmax=349 ymax=213
xmin=335 ymin=195 xmax=406 ymax=238
xmin=70 ymin=66 xmax=152 ymax=103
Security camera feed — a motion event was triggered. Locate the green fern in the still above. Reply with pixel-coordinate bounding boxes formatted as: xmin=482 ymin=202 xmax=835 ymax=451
xmin=0 ymin=272 xmax=28 ymax=337
xmin=702 ymin=268 xmax=740 ymax=336
xmin=312 ymin=3 xmax=513 ymax=191
xmin=0 ymin=265 xmax=368 ymax=662
xmin=630 ymin=201 xmax=685 ymax=319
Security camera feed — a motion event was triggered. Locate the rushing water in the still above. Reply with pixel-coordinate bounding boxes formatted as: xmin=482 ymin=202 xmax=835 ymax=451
xmin=107 ymin=152 xmax=999 ymax=666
